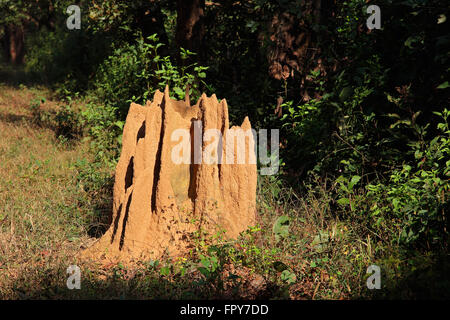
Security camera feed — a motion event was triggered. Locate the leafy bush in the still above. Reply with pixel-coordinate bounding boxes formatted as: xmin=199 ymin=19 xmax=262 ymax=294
xmin=81 ymin=102 xmax=123 ymax=163
xmin=366 ymin=110 xmax=450 ymax=248
xmin=93 ymin=33 xmax=209 ymax=119
xmin=30 ymin=96 xmax=85 ymax=141
xmin=25 ymin=23 xmax=113 ymax=94
xmin=332 ymin=110 xmax=449 ymax=249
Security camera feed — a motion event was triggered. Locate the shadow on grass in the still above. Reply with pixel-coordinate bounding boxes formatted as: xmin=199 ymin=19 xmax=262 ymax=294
xmin=0 ymin=112 xmax=33 ymax=125
xmin=356 ymin=253 xmax=450 ymax=300
xmin=0 ymin=63 xmax=42 ymax=88
xmin=86 ymin=198 xmax=114 ymax=239
xmin=383 ymin=254 xmax=450 ymax=300
xmin=4 ymin=262 xmax=283 ymax=300
xmin=5 ymin=253 xmax=450 ymax=300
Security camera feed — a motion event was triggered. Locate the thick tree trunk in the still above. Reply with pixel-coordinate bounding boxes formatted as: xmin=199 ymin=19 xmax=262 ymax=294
xmin=2 ymin=29 xmax=9 ymax=62
xmin=267 ymin=0 xmax=336 ymax=100
xmin=5 ymin=24 xmax=25 ymax=65
xmin=134 ymin=2 xmax=168 ymax=47
xmin=175 ymin=0 xmax=205 ymax=59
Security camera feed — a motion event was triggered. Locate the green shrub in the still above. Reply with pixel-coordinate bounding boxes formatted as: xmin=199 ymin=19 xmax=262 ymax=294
xmin=366 ymin=110 xmax=450 ymax=248
xmin=30 ymin=96 xmax=85 ymax=141
xmin=79 ymin=34 xmax=210 ymax=165
xmin=93 ymin=33 xmax=208 ymax=119
xmin=333 ymin=110 xmax=449 ymax=249
xmin=25 ymin=24 xmax=113 ymax=93
xmin=81 ymin=102 xmax=123 ymax=163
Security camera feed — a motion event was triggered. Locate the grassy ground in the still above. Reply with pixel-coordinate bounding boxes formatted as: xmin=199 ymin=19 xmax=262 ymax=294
xmin=0 ymin=84 xmax=96 ymax=298
xmin=0 ymin=83 xmax=447 ymax=300
xmin=0 ymin=84 xmax=352 ymax=299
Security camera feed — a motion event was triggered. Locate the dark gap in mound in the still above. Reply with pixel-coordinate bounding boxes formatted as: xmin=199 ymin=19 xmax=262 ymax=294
xmin=125 ymin=156 xmax=134 ymax=190
xmin=137 ymin=121 xmax=146 ymax=141
xmin=119 ymin=192 xmax=133 ymax=250
xmin=110 ymin=203 xmax=123 ymax=243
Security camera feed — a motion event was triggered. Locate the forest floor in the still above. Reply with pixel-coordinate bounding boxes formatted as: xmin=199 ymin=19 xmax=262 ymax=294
xmin=1 ymin=83 xmax=447 ymax=300
xmin=0 ymin=84 xmax=331 ymax=299
xmin=0 ymin=84 xmax=97 ymax=298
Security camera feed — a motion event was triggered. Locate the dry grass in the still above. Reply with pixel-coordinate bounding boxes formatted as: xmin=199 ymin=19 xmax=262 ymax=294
xmin=0 ymin=85 xmax=95 ymax=298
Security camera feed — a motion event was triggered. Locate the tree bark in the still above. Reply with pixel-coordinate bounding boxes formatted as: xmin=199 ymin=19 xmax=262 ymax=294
xmin=134 ymin=2 xmax=168 ymax=47
xmin=175 ymin=0 xmax=205 ymax=60
xmin=5 ymin=24 xmax=25 ymax=65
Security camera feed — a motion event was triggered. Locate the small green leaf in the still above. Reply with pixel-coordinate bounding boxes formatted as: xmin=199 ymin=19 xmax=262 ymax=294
xmin=348 ymin=175 xmax=361 ymax=190
xmin=173 ymin=86 xmax=184 ymax=98
xmin=339 ymin=87 xmax=353 ymax=101
xmin=281 ymin=270 xmax=297 ymax=284
xmin=160 ymin=266 xmax=170 ymax=276
xmin=114 ymin=121 xmax=124 ymax=129
xmin=198 ymin=267 xmax=210 ymax=277
xmin=337 ymin=198 xmax=350 ymax=206
xmin=437 ymin=81 xmax=449 ymax=89
xmin=273 ymin=216 xmax=290 ymax=241
xmin=437 ymin=14 xmax=446 ymax=24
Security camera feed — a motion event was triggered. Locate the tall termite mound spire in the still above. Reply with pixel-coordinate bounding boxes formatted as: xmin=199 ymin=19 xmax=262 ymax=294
xmin=81 ymin=87 xmax=257 ymax=262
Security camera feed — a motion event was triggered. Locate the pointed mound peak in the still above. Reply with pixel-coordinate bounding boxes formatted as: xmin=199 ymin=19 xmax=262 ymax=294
xmin=241 ymin=116 xmax=251 ymax=130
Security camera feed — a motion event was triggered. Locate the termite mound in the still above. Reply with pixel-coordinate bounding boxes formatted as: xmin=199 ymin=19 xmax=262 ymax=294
xmin=81 ymin=86 xmax=257 ymax=263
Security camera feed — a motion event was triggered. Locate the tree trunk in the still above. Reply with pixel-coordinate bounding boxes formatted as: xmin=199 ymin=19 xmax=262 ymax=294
xmin=5 ymin=24 xmax=25 ymax=65
xmin=134 ymin=2 xmax=169 ymax=48
xmin=175 ymin=0 xmax=205 ymax=60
